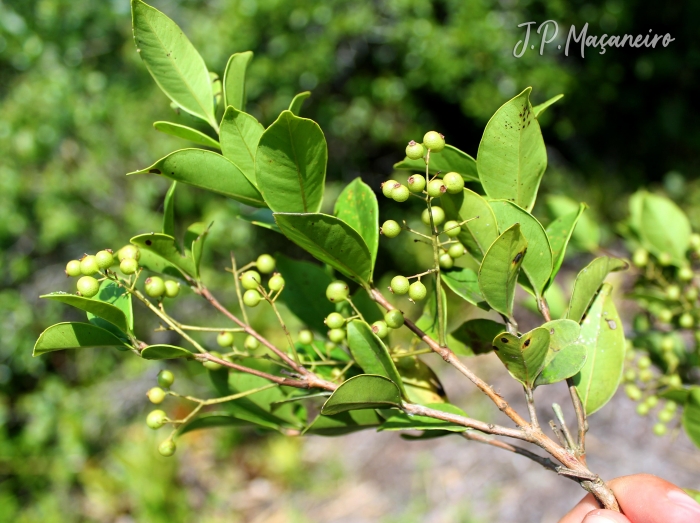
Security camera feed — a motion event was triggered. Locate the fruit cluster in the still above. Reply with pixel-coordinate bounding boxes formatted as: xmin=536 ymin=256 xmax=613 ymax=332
xmin=145 ymin=369 xmax=177 ymax=456
xmin=238 ymin=254 xmax=283 ymax=308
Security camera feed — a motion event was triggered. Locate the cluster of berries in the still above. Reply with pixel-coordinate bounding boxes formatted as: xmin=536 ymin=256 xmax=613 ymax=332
xmin=238 ymin=254 xmax=283 ymax=308
xmin=205 ymin=331 xmax=263 ymax=371
xmin=145 ymin=369 xmax=177 ymax=456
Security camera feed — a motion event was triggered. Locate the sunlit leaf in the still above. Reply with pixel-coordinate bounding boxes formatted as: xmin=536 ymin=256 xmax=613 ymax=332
xmin=334 ymin=177 xmax=379 ymax=267
xmin=567 ymin=256 xmax=628 ymax=323
xmin=153 ymin=121 xmax=220 ymax=149
xmin=223 ymin=51 xmax=253 ymax=111
xmin=492 ymin=327 xmax=550 ymax=387
xmin=34 ymin=322 xmax=130 ymax=356
xmin=321 ymin=375 xmax=402 ymax=415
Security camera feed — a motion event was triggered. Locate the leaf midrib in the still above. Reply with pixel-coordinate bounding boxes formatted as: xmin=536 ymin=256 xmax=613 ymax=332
xmin=284 ymin=115 xmax=309 ymax=212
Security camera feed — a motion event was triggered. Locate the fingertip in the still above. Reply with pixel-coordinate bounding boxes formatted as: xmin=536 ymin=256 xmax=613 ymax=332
xmin=581 ymin=509 xmax=632 ymax=523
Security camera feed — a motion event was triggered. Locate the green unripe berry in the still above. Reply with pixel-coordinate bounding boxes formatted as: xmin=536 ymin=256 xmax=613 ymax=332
xmin=256 ymin=254 xmax=276 ymax=274
xmin=409 ymin=281 xmax=427 ymax=301
xmin=652 ymin=423 xmax=667 ymax=436
xmin=381 ymin=220 xmax=401 ymax=238
xmin=120 ymin=258 xmax=139 ymax=275
xmin=658 ymin=252 xmax=672 ymax=266
xmin=666 ymin=285 xmax=681 ymax=301
xmin=443 ymin=221 xmax=461 ymax=238
xmin=77 ymin=276 xmax=100 ymax=297
xmin=244 ymin=335 xmax=259 ymax=350
xmin=664 ymin=400 xmax=678 ymax=412
xmin=679 ymin=312 xmax=694 ymax=329
xmin=439 ymin=253 xmax=454 ymax=269
xmin=390 ymin=275 xmax=410 ymax=295
xmin=268 ymin=273 xmax=285 ymax=291
xmin=632 ymin=248 xmax=649 ymax=267
xmin=328 ymin=328 xmax=346 ymax=343
xmin=65 ymin=260 xmax=82 ymax=277
xmin=325 ymin=313 xmax=346 ymax=329
xmin=371 ymin=320 xmax=389 ymax=339
xmin=164 ymin=280 xmax=180 ymax=298
xmin=405 ymin=140 xmax=425 ymax=160
xmin=645 ymin=395 xmax=659 ymax=408
xmin=423 ymin=131 xmax=445 ymax=152
xmin=80 ymin=255 xmax=100 ymax=275
xmin=658 ymin=409 xmax=674 ymax=423
xmin=158 ymin=439 xmax=176 ymax=457
xmin=421 ymin=206 xmax=445 ymax=226
xmin=633 ymin=314 xmax=650 ymax=333
xmin=203 ymin=351 xmax=223 ymax=370
xmin=157 ymin=369 xmax=175 ymax=388
xmin=392 ymin=184 xmax=410 ymax=202
xmin=636 ymin=403 xmax=650 ymax=416
xmin=95 ymin=250 xmax=114 ymax=270
xmin=639 ymin=368 xmax=654 ymax=382
xmin=243 ymin=289 xmax=262 ymax=307
xmin=407 ymin=174 xmax=426 ymax=193
xmin=667 ymin=374 xmax=682 ymax=388
xmin=685 ymin=287 xmax=698 ymax=301
xmin=448 ymin=243 xmax=465 ymax=259
xmin=217 ymin=331 xmax=234 ymax=347
xmin=637 ymin=355 xmax=652 ymax=369
xmin=240 ymin=271 xmax=262 ymax=290
xmin=326 ymin=281 xmax=350 ymax=303
xmin=427 ymin=179 xmax=446 ymax=198
xmin=625 ymin=384 xmax=642 ymax=401
xmin=678 ymin=266 xmax=694 ymax=282
xmin=661 ymin=336 xmax=675 ymax=352
xmin=657 ymin=308 xmax=673 ymax=323
xmin=384 ymin=309 xmax=405 ymax=329
xmin=147 ymin=387 xmax=167 ymax=404
xmin=691 ymin=233 xmax=700 ymax=249
xmin=145 ymin=276 xmax=166 ymax=298
xmin=443 ymin=172 xmax=464 ymax=194
xmin=147 ymin=409 xmax=168 ymax=429
xmin=298 ymin=329 xmax=314 ymax=345
xmin=624 ymin=369 xmax=636 ymax=382
xmin=381 ymin=180 xmax=399 ymax=198
xmin=118 ymin=244 xmax=141 ymax=261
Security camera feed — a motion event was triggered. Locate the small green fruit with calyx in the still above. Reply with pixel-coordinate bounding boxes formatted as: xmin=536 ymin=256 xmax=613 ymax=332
xmin=203 ymin=351 xmax=223 ymax=370
xmin=392 ymin=184 xmax=410 ymax=202
xmin=77 ymin=276 xmax=100 ymax=297
xmin=443 ymin=221 xmax=461 ymax=238
xmin=157 ymin=370 xmax=175 ymax=388
xmin=384 ymin=309 xmax=405 ymax=329
xmin=381 ymin=180 xmax=399 ymax=198
xmin=381 ymin=220 xmax=401 ymax=238
xmin=120 ymin=258 xmax=139 ymax=275
xmin=118 ymin=244 xmax=140 ymax=261
xmin=325 ymin=312 xmax=346 ymax=329
xmin=427 ymin=179 xmax=446 ymax=198
xmin=256 ymin=254 xmax=276 ymax=274
xmin=147 ymin=409 xmax=168 ymax=429
xmin=65 ymin=260 xmax=82 ymax=277
xmin=240 ymin=271 xmax=262 ymax=290
xmin=372 ymin=320 xmax=389 ymax=339
xmin=80 ymin=255 xmax=100 ymax=276
xmin=158 ymin=439 xmax=176 ymax=457
xmin=243 ymin=289 xmax=262 ymax=307
xmin=443 ymin=172 xmax=464 ymax=194
xmin=268 ymin=273 xmax=285 ymax=291
xmin=217 ymin=331 xmax=234 ymax=347
xmin=164 ymin=280 xmax=180 ymax=298
xmin=423 ymin=131 xmax=445 ymax=152
xmin=328 ymin=328 xmax=346 ymax=343
xmin=448 ymin=243 xmax=465 ymax=259
xmin=298 ymin=329 xmax=314 ymax=345
xmin=390 ymin=276 xmax=410 ymax=295
xmin=145 ymin=276 xmax=166 ymax=298
xmin=407 ymin=174 xmax=426 ymax=193
xmin=408 ymin=281 xmax=427 ymax=301
xmin=405 ymin=140 xmax=425 ymax=160
xmin=326 ymin=281 xmax=350 ymax=303
xmin=421 ymin=207 xmax=445 ymax=226
xmin=95 ymin=250 xmax=115 ymax=269
xmin=244 ymin=335 xmax=259 ymax=350
xmin=147 ymin=387 xmax=167 ymax=404
xmin=439 ymin=253 xmax=454 ymax=269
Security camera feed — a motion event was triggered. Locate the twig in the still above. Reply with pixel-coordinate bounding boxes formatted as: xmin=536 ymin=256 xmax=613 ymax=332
xmin=567 ymin=377 xmax=588 ymax=456
xmin=552 ymin=403 xmax=576 ymax=450
xmin=460 ymin=431 xmax=560 ymax=474
xmin=230 ymin=253 xmax=249 ymax=325
xmin=524 ymin=386 xmax=540 ymax=429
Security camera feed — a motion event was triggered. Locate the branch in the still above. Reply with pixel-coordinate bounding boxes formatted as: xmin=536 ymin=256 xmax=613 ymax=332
xmin=567 ymin=377 xmax=588 ymax=458
xmin=524 ymin=386 xmax=540 ymax=429
xmin=460 ymin=431 xmax=560 ymax=474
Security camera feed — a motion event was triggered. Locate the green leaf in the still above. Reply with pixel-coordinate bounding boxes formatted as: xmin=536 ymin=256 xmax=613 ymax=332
xmin=334 ymin=178 xmax=379 ymax=268
xmin=41 ymin=292 xmax=129 ymax=333
xmin=131 ymin=0 xmax=215 ymax=127
xmin=534 ymin=319 xmax=587 ymax=387
xmin=441 ymin=268 xmax=488 ymax=309
xmin=573 ymin=284 xmax=625 ymax=415
xmin=88 ymin=279 xmax=134 ymax=337
xmin=288 ymin=91 xmax=311 ymax=115
xmin=546 ymin=195 xmax=600 ymax=252
xmin=275 ymin=254 xmax=335 ymax=333
xmin=379 ymin=403 xmax=467 ymax=432
xmin=489 ymin=200 xmax=553 ymax=296
xmin=141 ymin=344 xmax=194 ymax=360
xmin=34 ymin=322 xmax=129 ymax=356
xmin=256 ymin=110 xmax=327 ymax=213
xmin=440 ymin=190 xmax=499 ymax=261
xmin=567 ymin=256 xmax=628 ymax=323
xmin=238 ymin=209 xmax=281 ymax=233
xmin=450 ymin=319 xmax=504 ymax=355
xmin=184 ymin=222 xmax=209 ymax=279
xmin=415 ymin=281 xmax=446 ymax=341
xmin=546 ymin=203 xmax=586 ymax=285
xmin=395 ymin=357 xmax=447 ymax=404
xmin=274 ymin=213 xmax=373 ymax=286
xmin=128 ymin=149 xmax=265 ymax=207
xmin=658 ymin=387 xmax=690 ymax=404
xmin=153 ymin=121 xmax=220 ymax=149
xmin=478 ymin=224 xmax=527 ymax=317
xmin=492 ymin=327 xmax=550 ymax=387
xmin=219 ymin=106 xmax=264 ymax=187
xmin=304 ymin=409 xmax=382 ymax=436
xmin=346 ymin=320 xmax=405 ymax=395
xmin=178 ymin=412 xmax=249 ymax=435
xmin=477 ymin=87 xmax=547 ymax=212
xmin=137 ymin=247 xmax=188 ymax=281
xmin=532 ymin=94 xmax=564 ymax=117
xmin=393 ymin=144 xmax=479 ymax=183
xmin=131 ymin=232 xmax=195 ymax=278
xmin=639 ymin=192 xmax=691 ymax=265
xmin=223 ymin=51 xmax=253 ymax=111
xmin=163 ymin=180 xmax=177 ymax=237
xmin=321 ymin=375 xmax=402 ymax=415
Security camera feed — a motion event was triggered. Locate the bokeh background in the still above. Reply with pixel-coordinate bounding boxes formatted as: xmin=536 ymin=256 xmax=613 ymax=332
xmin=1 ymin=0 xmax=699 ymax=521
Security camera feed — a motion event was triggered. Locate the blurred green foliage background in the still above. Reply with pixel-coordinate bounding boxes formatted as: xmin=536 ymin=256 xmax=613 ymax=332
xmin=1 ymin=0 xmax=698 ymax=520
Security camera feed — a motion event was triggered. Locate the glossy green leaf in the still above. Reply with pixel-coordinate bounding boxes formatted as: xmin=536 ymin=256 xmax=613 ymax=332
xmin=395 ymin=357 xmax=447 ymax=404
xmin=41 ymin=292 xmax=129 ymax=334
xmin=393 ymin=144 xmax=479 ymax=182
xmin=546 ymin=195 xmax=600 ymax=252
xmin=304 ymin=409 xmax=382 ymax=436
xmin=153 ymin=121 xmax=220 ymax=149
xmin=441 ymin=268 xmax=488 ymax=309
xmin=334 ymin=177 xmax=379 ymax=267
xmin=137 ymin=247 xmax=188 ymax=281
xmin=274 ymin=213 xmax=373 ymax=286
xmin=532 ymin=94 xmax=564 ymax=117
xmin=163 ymin=180 xmax=177 ymax=237
xmin=184 ymin=222 xmax=209 ymax=279
xmin=478 ymin=224 xmax=527 ymax=317
xmin=492 ymin=327 xmax=550 ymax=387
xmin=346 ymin=320 xmax=405 ymax=394
xmin=256 ymin=110 xmax=327 ymax=213
xmin=88 ymin=279 xmax=134 ymax=337
xmin=489 ymin=199 xmax=552 ymax=296
xmin=546 ymin=203 xmax=586 ymax=285
xmin=573 ymin=284 xmax=626 ymax=415
xmin=450 ymin=319 xmax=504 ymax=355
xmin=567 ymin=256 xmax=628 ymax=323
xmin=288 ymin=91 xmax=311 ymax=115
xmin=639 ymin=192 xmax=691 ymax=265
xmin=131 ymin=0 xmax=215 ymax=127
xmin=141 ymin=344 xmax=194 ymax=360
xmin=128 ymin=148 xmax=265 ymax=207
xmin=379 ymin=403 xmax=467 ymax=432
xmin=34 ymin=322 xmax=130 ymax=356
xmin=534 ymin=319 xmax=587 ymax=387
xmin=440 ymin=190 xmax=499 ymax=261
xmin=321 ymin=375 xmax=402 ymax=415
xmin=222 ymin=51 xmax=253 ymax=111
xmin=219 ymin=106 xmax=264 ymax=186
xmin=477 ymin=87 xmax=547 ymax=212
xmin=178 ymin=412 xmax=249 ymax=435
xmin=131 ymin=232 xmax=195 ymax=278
